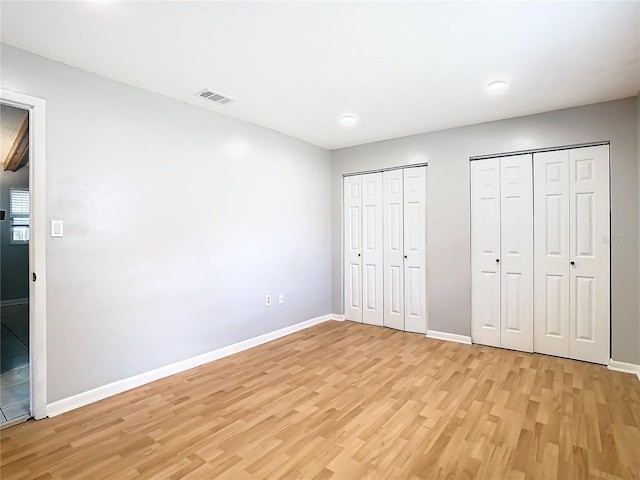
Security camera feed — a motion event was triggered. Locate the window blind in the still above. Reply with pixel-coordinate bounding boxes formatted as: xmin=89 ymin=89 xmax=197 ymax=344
xmin=10 ymin=189 xmax=29 ymax=217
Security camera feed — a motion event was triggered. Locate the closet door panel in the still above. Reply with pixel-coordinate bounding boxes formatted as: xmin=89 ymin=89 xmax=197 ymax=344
xmin=569 ymin=145 xmax=610 ymax=364
xmin=471 ymin=158 xmax=501 ymax=347
xmin=500 ymin=155 xmax=533 ymax=352
xmin=403 ymin=166 xmax=427 ymax=333
xmin=344 ymin=176 xmax=363 ymax=322
xmin=534 ymin=151 xmax=570 ymax=357
xmin=361 ymin=173 xmax=384 ymax=327
xmin=383 ymin=170 xmax=404 ymax=330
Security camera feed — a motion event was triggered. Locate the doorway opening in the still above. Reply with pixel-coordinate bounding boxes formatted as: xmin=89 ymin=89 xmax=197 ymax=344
xmin=1 ymin=103 xmax=31 ymax=427
xmin=0 ymin=88 xmax=47 ymax=424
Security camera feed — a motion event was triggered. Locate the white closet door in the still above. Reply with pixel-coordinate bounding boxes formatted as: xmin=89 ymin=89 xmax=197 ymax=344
xmin=534 ymin=145 xmax=610 ymax=364
xmin=534 ymin=151 xmax=571 ymax=358
xmin=383 ymin=169 xmax=404 ymax=330
xmin=403 ymin=167 xmax=427 ymax=333
xmin=361 ymin=173 xmax=384 ymax=327
xmin=343 ymin=175 xmax=363 ymax=322
xmin=569 ymin=145 xmax=610 ymax=364
xmin=471 ymin=158 xmax=501 ymax=347
xmin=500 ymin=155 xmax=533 ymax=352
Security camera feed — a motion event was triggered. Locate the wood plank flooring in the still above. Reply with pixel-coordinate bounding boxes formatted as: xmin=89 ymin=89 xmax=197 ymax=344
xmin=1 ymin=320 xmax=639 ymax=479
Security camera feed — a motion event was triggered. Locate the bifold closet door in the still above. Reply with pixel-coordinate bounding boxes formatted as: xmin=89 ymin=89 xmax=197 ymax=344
xmin=344 ymin=173 xmax=384 ymax=325
xmin=344 ymin=175 xmax=363 ymax=322
xmin=534 ymin=145 xmax=610 ymax=364
xmin=471 ymin=158 xmax=502 ymax=347
xmin=533 ymin=151 xmax=570 ymax=357
xmin=569 ymin=146 xmax=610 ymax=364
xmin=403 ymin=167 xmax=427 ymax=333
xmin=346 ymin=167 xmax=427 ymax=333
xmin=383 ymin=169 xmax=405 ymax=330
xmin=361 ymin=173 xmax=384 ymax=327
xmin=499 ymin=155 xmax=533 ymax=352
xmin=471 ymin=155 xmax=533 ymax=351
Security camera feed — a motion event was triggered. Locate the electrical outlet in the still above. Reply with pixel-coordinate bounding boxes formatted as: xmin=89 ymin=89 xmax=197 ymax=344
xmin=265 ymin=294 xmax=272 ymax=306
xmin=279 ymin=293 xmax=284 ymax=305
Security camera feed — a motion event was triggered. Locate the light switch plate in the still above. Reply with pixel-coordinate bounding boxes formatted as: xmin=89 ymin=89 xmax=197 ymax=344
xmin=51 ymin=219 xmax=63 ymax=237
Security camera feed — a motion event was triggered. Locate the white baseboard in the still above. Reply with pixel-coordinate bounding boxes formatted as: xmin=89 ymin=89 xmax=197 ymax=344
xmin=47 ymin=314 xmax=338 ymax=418
xmin=426 ymin=329 xmax=472 ymax=345
xmin=331 ymin=314 xmax=345 ymax=321
xmin=608 ymin=359 xmax=640 ymax=381
xmin=0 ymin=298 xmax=29 ymax=307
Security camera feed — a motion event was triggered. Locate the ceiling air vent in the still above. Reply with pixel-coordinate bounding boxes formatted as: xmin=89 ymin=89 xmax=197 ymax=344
xmin=195 ymin=89 xmax=233 ymax=104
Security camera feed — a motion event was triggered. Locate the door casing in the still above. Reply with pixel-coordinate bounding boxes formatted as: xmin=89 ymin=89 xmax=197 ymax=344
xmin=1 ymin=88 xmax=47 ymax=419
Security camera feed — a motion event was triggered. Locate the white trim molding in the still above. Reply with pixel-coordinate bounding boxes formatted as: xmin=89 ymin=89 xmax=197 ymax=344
xmin=608 ymin=359 xmax=640 ymax=381
xmin=0 ymin=298 xmax=29 ymax=307
xmin=1 ymin=88 xmax=48 ymax=421
xmin=47 ymin=314 xmax=338 ymax=417
xmin=331 ymin=314 xmax=345 ymax=321
xmin=426 ymin=330 xmax=472 ymax=345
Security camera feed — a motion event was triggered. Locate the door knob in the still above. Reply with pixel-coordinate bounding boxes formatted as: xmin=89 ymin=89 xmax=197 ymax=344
xmin=358 ymin=253 xmax=361 ymax=257
xmin=404 ymin=255 xmax=408 ymax=259
xmin=496 ymin=259 xmax=500 ymax=263
xmin=570 ymin=261 xmax=575 ymax=266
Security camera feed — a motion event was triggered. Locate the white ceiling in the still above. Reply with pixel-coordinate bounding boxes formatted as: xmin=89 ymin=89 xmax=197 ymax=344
xmin=1 ymin=1 xmax=639 ymax=150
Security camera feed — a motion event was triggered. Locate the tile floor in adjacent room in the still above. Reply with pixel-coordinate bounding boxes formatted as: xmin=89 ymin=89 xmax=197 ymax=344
xmin=0 ymin=303 xmax=30 ymax=427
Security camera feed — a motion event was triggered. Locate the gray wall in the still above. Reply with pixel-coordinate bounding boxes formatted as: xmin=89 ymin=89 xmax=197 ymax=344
xmin=0 ymin=164 xmax=29 ymax=301
xmin=1 ymin=44 xmax=332 ymax=403
xmin=1 ymin=44 xmax=637 ymax=408
xmin=332 ymin=97 xmax=640 ymax=365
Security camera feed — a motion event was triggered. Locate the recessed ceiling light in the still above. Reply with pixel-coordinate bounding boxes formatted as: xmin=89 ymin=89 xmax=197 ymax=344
xmin=340 ymin=114 xmax=358 ymax=126
xmin=487 ymin=80 xmax=508 ymax=91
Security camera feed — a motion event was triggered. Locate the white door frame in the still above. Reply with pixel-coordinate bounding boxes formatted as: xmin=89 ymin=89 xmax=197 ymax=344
xmin=1 ymin=88 xmax=47 ymax=420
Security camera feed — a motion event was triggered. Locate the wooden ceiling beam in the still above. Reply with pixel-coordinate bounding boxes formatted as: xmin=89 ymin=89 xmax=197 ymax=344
xmin=4 ymin=115 xmax=29 ymax=172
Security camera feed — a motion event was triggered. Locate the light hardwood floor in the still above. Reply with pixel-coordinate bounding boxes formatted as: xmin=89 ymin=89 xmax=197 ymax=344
xmin=1 ymin=320 xmax=639 ymax=479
